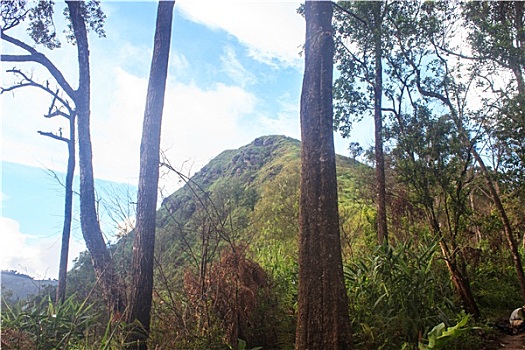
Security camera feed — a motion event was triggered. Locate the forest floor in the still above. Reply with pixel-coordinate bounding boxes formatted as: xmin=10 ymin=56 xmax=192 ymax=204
xmin=498 ymin=333 xmax=525 ymax=349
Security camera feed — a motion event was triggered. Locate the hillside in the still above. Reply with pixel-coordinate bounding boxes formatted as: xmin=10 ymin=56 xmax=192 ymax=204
xmin=1 ymin=271 xmax=57 ymax=303
xmin=69 ymin=134 xmax=372 ymax=281
xmin=153 ymin=135 xmax=373 ymax=268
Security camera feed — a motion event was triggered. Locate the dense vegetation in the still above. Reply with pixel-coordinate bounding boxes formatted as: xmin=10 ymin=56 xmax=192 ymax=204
xmin=2 ymin=135 xmax=522 ymax=349
xmin=3 ymin=1 xmax=525 ymax=349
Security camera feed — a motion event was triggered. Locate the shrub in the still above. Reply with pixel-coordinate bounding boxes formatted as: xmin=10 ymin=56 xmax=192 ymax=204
xmin=345 ymin=240 xmax=457 ymax=349
xmin=1 ymin=295 xmax=96 ymax=350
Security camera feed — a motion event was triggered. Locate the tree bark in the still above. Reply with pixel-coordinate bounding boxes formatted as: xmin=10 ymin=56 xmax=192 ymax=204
xmin=295 ymin=2 xmax=352 ymax=349
xmin=67 ymin=1 xmax=125 ymax=315
xmin=126 ymin=1 xmax=175 ymax=348
xmin=371 ymin=1 xmax=388 ymax=245
xmin=55 ymin=114 xmax=76 ymax=304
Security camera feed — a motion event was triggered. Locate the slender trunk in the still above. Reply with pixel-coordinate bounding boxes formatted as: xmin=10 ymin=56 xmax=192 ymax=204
xmin=472 ymin=148 xmax=525 ymax=302
xmin=372 ymin=1 xmax=388 ymax=245
xmin=295 ymin=2 xmax=352 ymax=349
xmin=67 ymin=1 xmax=125 ymax=315
xmin=513 ymin=1 xmax=525 ymax=95
xmin=439 ymin=241 xmax=480 ymax=318
xmin=55 ymin=114 xmax=76 ymax=304
xmin=430 ymin=215 xmax=480 ymax=318
xmin=126 ymin=1 xmax=174 ymax=348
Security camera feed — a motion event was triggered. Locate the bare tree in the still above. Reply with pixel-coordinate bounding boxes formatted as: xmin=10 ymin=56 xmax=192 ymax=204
xmin=1 ymin=0 xmax=125 ymax=314
xmin=1 ymin=66 xmax=76 ymax=304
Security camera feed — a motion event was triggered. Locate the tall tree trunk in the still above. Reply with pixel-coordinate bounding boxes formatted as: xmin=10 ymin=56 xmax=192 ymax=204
xmin=126 ymin=1 xmax=174 ymax=348
xmin=472 ymin=148 xmax=525 ymax=302
xmin=295 ymin=2 xmax=352 ymax=349
xmin=67 ymin=1 xmax=125 ymax=316
xmin=55 ymin=113 xmax=76 ymax=304
xmin=372 ymin=1 xmax=388 ymax=245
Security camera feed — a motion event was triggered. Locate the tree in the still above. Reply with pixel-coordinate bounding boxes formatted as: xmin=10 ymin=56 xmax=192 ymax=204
xmin=361 ymin=1 xmax=483 ymax=317
xmin=1 ymin=0 xmax=125 ymax=314
xmin=333 ymin=1 xmax=389 ymax=245
xmin=391 ymin=105 xmax=481 ymax=319
xmin=295 ymin=2 xmax=352 ymax=349
xmin=1 ymin=0 xmax=76 ymax=305
xmin=125 ymin=1 xmax=175 ymax=348
xmin=460 ymin=1 xmax=525 ymax=301
xmin=68 ymin=0 xmax=126 ymax=316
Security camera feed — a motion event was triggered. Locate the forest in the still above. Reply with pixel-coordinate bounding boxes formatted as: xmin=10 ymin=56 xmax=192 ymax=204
xmin=2 ymin=1 xmax=525 ymax=350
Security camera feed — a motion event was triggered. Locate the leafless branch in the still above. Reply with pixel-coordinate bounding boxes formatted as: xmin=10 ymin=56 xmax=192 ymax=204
xmin=1 ymin=29 xmax=75 ymax=98
xmin=2 ymin=68 xmax=74 ymax=117
xmin=37 ymin=130 xmax=69 ymax=143
xmin=43 ymin=166 xmax=80 ymax=197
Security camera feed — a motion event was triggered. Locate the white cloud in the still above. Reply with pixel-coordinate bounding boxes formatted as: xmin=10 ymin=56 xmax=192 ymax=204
xmin=169 ymin=52 xmax=191 ymax=79
xmin=177 ymin=1 xmax=304 ymax=67
xmin=1 ymin=82 xmax=71 ymax=172
xmin=221 ymin=46 xmax=256 ymax=87
xmin=0 ymin=217 xmax=85 ymax=279
xmin=89 ymin=66 xmax=258 ymax=187
xmin=160 ymin=81 xmax=259 ymax=193
xmin=0 ymin=192 xmax=7 ymax=207
xmin=2 ymin=1 xmax=306 ymax=186
xmin=258 ymin=97 xmax=300 ymax=138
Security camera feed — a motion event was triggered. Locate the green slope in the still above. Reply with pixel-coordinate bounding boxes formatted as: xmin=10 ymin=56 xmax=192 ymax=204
xmin=68 ymin=134 xmax=373 ymax=282
xmin=153 ymin=134 xmax=374 ymax=271
xmin=63 ymin=134 xmax=374 ymax=348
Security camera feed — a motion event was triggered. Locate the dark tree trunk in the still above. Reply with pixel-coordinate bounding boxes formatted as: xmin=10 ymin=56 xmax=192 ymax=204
xmin=55 ymin=113 xmax=76 ymax=304
xmin=67 ymin=1 xmax=125 ymax=316
xmin=126 ymin=1 xmax=174 ymax=348
xmin=295 ymin=2 xmax=352 ymax=349
xmin=371 ymin=1 xmax=388 ymax=245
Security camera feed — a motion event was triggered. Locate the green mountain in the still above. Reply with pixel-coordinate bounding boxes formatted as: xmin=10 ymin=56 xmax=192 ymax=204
xmin=69 ymin=134 xmax=374 ymax=295
xmin=147 ymin=134 xmax=375 ymax=348
xmin=153 ymin=134 xmax=374 ymax=268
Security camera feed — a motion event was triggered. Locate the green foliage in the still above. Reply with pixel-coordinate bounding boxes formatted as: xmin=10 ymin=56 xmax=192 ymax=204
xmin=1 ymin=295 xmax=96 ymax=349
xmin=1 ymin=0 xmax=26 ymax=30
xmin=345 ymin=240 xmax=457 ymax=349
xmin=63 ymin=0 xmax=106 ymax=44
xmin=472 ymin=259 xmax=523 ymax=318
xmin=233 ymin=338 xmax=263 ymax=350
xmin=27 ymin=1 xmax=61 ymax=49
xmin=417 ymin=313 xmax=471 ymax=350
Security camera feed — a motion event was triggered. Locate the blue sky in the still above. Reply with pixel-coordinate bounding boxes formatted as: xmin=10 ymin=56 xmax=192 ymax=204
xmin=1 ymin=1 xmax=374 ymax=279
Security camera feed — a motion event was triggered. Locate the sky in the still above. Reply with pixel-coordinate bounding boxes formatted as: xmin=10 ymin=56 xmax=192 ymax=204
xmin=1 ymin=1 xmax=374 ymax=279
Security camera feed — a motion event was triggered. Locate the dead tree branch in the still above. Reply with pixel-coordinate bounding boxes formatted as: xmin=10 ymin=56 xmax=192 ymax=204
xmin=2 ymin=68 xmax=74 ymax=117
xmin=1 ymin=29 xmax=75 ymax=98
xmin=37 ymin=130 xmax=69 ymax=143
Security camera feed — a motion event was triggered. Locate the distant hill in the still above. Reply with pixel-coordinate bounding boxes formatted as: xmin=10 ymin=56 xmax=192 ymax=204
xmin=1 ymin=270 xmax=57 ymax=303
